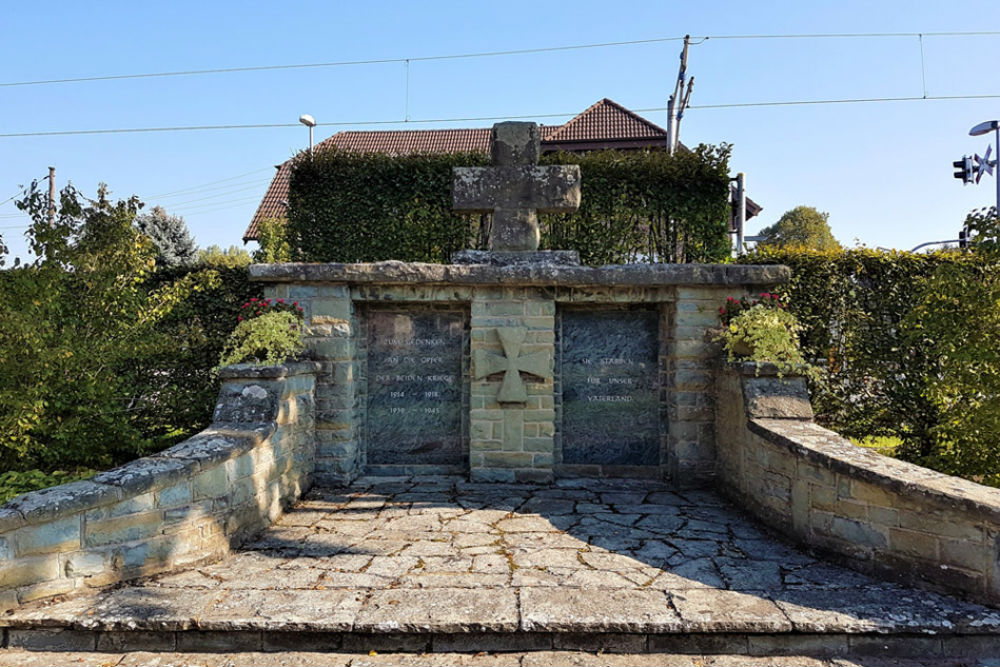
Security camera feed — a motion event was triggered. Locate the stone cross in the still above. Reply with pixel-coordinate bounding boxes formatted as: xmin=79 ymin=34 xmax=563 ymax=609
xmin=473 ymin=327 xmax=552 ymax=403
xmin=453 ymin=122 xmax=581 ymax=252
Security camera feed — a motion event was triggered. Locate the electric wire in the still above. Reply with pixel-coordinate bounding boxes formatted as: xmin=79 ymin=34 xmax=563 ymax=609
xmin=2 ymin=31 xmax=998 ymax=90
xmin=0 ymin=36 xmax=687 ymax=89
xmin=5 ymin=90 xmax=1000 ymax=140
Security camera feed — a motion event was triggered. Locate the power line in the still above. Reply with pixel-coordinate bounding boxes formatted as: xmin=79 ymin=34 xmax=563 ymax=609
xmin=4 ymin=91 xmax=1000 ymax=140
xmin=143 ymin=167 xmax=274 ymax=198
xmin=0 ymin=36 xmax=686 ymax=89
xmin=689 ymin=93 xmax=1000 ymax=109
xmin=3 ymin=31 xmax=998 ymax=90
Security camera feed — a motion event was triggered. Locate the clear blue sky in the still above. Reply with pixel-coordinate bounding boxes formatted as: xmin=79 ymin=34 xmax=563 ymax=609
xmin=2 ymin=1 xmax=999 ymax=260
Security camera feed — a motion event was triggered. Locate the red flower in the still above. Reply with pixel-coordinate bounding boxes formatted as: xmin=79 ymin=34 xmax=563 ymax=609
xmin=237 ymin=316 xmax=242 ymax=322
xmin=292 ymin=301 xmax=298 ymax=306
xmin=250 ymin=297 xmax=258 ymax=302
xmin=719 ymin=307 xmax=726 ymax=315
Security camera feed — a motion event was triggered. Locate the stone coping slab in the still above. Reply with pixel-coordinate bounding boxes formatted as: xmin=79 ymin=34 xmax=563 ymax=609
xmin=750 ymin=418 xmax=1000 ymax=524
xmin=217 ymin=361 xmax=322 ymax=380
xmin=6 ymin=476 xmax=1000 ymax=643
xmin=249 ymin=261 xmax=789 ymax=287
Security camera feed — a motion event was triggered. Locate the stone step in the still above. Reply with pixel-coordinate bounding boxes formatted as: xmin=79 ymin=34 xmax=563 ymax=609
xmin=1 ymin=648 xmax=982 ymax=667
xmin=4 ymin=590 xmax=1000 ymax=662
xmin=5 ymin=626 xmax=1000 ymax=662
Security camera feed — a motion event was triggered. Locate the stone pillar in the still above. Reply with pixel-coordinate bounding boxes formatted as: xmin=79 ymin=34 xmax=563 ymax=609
xmin=469 ymin=287 xmax=556 ymax=483
xmin=265 ymin=282 xmax=362 ymax=485
xmin=665 ymin=285 xmax=740 ymax=486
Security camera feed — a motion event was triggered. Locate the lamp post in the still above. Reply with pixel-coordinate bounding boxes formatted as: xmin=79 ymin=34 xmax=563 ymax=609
xmin=299 ymin=114 xmax=316 ymax=157
xmin=969 ymin=120 xmax=999 ymax=215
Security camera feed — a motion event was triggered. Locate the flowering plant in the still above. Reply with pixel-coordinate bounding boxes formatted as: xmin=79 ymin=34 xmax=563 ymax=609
xmin=716 ymin=293 xmax=816 ymax=378
xmin=237 ymin=297 xmax=304 ymax=324
xmin=216 ymin=297 xmax=305 ymax=370
xmin=718 ymin=292 xmax=787 ymax=326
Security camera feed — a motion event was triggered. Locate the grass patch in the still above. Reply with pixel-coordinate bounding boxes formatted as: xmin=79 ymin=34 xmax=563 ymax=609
xmin=849 ymin=436 xmax=903 ymax=457
xmin=0 ymin=468 xmax=98 ymax=505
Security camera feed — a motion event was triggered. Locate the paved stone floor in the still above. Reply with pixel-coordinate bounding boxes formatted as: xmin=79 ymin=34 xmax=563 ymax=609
xmin=5 ymin=475 xmax=1000 ymax=658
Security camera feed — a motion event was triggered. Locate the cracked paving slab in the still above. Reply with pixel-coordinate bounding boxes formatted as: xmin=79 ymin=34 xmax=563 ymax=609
xmin=4 ymin=475 xmax=1000 ymax=638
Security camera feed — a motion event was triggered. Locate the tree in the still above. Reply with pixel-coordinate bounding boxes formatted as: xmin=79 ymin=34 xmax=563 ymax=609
xmin=756 ymin=206 xmax=841 ymax=251
xmin=1 ymin=183 xmax=214 ymax=471
xmin=197 ymin=244 xmax=252 ymax=268
xmin=134 ymin=205 xmax=197 ymax=267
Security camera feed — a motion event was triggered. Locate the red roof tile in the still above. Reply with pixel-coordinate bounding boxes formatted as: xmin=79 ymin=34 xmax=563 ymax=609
xmin=544 ymin=98 xmax=666 ymax=143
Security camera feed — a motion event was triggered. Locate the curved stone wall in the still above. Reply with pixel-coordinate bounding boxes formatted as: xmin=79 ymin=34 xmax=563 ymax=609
xmin=0 ymin=362 xmax=319 ymax=613
xmin=716 ymin=363 xmax=1000 ymax=606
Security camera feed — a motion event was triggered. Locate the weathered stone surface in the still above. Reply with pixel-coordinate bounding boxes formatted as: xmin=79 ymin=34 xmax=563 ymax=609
xmin=521 ymin=588 xmax=680 ymax=632
xmin=217 ymin=361 xmax=322 ymax=380
xmin=453 ymin=122 xmax=581 ymax=252
xmin=355 ymin=589 xmax=518 ymax=633
xmin=670 ymin=589 xmax=792 ymax=632
xmin=200 ymin=589 xmax=365 ymax=631
xmin=7 ymin=475 xmax=1000 ymax=654
xmin=91 ymin=456 xmax=195 ymax=495
xmin=250 ymin=261 xmax=790 ymax=287
xmin=741 ymin=374 xmax=813 ymax=420
xmin=5 ymin=482 xmax=118 ymax=525
xmin=451 ymin=249 xmax=580 ymax=266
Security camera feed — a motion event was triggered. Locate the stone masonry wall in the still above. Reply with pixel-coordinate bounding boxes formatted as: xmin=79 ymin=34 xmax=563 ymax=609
xmin=715 ymin=363 xmax=1000 ymax=606
xmin=253 ymin=261 xmax=787 ymax=486
xmin=0 ymin=362 xmax=319 ymax=614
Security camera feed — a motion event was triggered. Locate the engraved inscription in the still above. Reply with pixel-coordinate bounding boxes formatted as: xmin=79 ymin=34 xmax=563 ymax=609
xmin=367 ymin=310 xmax=464 ymax=466
xmin=560 ymin=310 xmax=660 ymax=466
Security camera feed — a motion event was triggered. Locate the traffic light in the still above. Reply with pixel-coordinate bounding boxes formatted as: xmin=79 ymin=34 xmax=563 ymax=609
xmin=953 ymin=156 xmax=976 ymax=184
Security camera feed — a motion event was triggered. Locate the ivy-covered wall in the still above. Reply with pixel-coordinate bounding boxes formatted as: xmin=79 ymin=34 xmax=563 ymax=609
xmin=286 ymin=145 xmax=733 ymax=265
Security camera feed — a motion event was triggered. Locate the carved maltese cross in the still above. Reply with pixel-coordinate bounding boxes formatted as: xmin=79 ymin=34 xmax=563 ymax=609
xmin=473 ymin=327 xmax=552 ymax=403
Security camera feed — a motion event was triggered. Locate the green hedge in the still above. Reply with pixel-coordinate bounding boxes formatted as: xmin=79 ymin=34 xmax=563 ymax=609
xmin=741 ymin=247 xmax=1000 ymax=484
xmin=287 ymin=145 xmax=733 ymax=265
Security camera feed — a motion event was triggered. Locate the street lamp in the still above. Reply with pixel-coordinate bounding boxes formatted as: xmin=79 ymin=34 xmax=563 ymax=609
xmin=969 ymin=119 xmax=999 ymax=215
xmin=299 ymin=114 xmax=316 ymax=157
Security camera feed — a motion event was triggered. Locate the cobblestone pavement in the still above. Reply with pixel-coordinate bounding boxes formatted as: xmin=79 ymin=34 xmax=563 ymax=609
xmin=7 ymin=475 xmax=1000 ymax=640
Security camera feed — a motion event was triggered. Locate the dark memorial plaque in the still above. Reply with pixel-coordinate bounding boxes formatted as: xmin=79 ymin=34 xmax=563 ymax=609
xmin=367 ymin=310 xmax=465 ymax=466
xmin=560 ymin=310 xmax=660 ymax=466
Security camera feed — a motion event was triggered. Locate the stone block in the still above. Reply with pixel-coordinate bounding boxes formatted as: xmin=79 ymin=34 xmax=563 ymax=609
xmin=61 ymin=551 xmax=107 ymax=577
xmin=940 ymin=537 xmax=987 ymax=572
xmin=0 ymin=554 xmax=60 ymax=589
xmin=7 ymin=628 xmax=97 ymax=651
xmin=84 ymin=511 xmax=162 ymax=548
xmin=155 ymin=481 xmax=193 ymax=509
xmin=192 ymin=465 xmax=229 ymax=500
xmin=811 ymin=511 xmax=887 ymax=549
xmin=470 ymin=468 xmax=515 ymax=483
xmin=482 ymin=451 xmax=534 ymax=468
xmin=898 ymin=509 xmax=983 ymax=541
xmin=889 ymin=527 xmax=940 ymax=561
xmin=311 ymin=297 xmax=352 ymax=322
xmin=13 ymin=515 xmax=80 ymax=555
xmin=16 ymin=576 xmax=76 ymax=603
xmin=97 ymin=630 xmax=178 ymax=652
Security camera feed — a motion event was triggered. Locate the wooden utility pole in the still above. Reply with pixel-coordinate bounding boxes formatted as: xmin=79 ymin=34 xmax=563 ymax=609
xmin=666 ymin=35 xmax=695 ymax=156
xmin=47 ymin=166 xmax=55 ymax=227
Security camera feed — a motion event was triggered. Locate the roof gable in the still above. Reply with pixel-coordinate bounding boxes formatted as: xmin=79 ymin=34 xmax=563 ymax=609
xmin=543 ymin=98 xmax=666 ymax=143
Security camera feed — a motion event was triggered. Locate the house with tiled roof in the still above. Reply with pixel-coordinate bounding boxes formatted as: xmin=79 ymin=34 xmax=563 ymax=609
xmin=243 ymin=98 xmax=759 ymax=242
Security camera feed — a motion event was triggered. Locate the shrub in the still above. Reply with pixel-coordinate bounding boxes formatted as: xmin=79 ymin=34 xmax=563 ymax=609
xmin=286 ymin=145 xmax=733 ymax=265
xmin=0 ymin=183 xmax=261 ymax=474
xmin=217 ymin=310 xmax=304 ymax=368
xmin=253 ymin=217 xmax=293 ymax=263
xmin=739 ymin=245 xmax=1000 ymax=485
xmin=716 ymin=301 xmax=812 ymax=376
